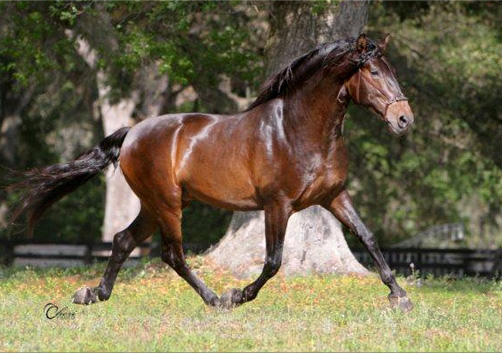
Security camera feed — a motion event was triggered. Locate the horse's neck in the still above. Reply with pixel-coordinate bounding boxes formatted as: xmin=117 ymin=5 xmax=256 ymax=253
xmin=283 ymin=75 xmax=349 ymax=148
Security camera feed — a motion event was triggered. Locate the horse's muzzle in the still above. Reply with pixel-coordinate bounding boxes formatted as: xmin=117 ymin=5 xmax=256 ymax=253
xmin=385 ymin=101 xmax=414 ymax=135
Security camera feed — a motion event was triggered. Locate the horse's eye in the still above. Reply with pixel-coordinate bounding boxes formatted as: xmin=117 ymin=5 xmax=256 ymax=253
xmin=371 ymin=70 xmax=379 ymax=76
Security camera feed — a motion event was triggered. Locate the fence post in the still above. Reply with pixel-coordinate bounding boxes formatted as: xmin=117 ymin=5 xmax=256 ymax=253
xmin=490 ymin=248 xmax=502 ymax=279
xmin=84 ymin=243 xmax=93 ymax=265
xmin=416 ymin=249 xmax=423 ymax=277
xmin=3 ymin=241 xmax=14 ymax=266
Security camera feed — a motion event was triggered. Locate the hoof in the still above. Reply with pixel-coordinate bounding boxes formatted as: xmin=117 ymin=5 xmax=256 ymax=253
xmin=218 ymin=288 xmax=243 ymax=310
xmin=72 ymin=286 xmax=98 ymax=305
xmin=389 ymin=294 xmax=414 ymax=312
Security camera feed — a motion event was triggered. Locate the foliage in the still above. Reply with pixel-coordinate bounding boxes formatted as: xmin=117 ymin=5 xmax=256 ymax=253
xmin=181 ymin=201 xmax=232 ymax=246
xmin=72 ymin=1 xmax=262 ymax=100
xmin=0 ymin=3 xmax=73 ymax=86
xmin=1 ymin=260 xmax=502 ymax=351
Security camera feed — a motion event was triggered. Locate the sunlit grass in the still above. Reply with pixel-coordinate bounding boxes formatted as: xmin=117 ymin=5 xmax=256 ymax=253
xmin=1 ymin=258 xmax=501 ymax=352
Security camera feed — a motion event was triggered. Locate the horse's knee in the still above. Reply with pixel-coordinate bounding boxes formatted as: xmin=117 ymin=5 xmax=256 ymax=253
xmin=160 ymin=250 xmax=172 ymax=266
xmin=264 ymin=255 xmax=282 ymax=278
xmin=161 ymin=249 xmax=186 ymax=273
xmin=113 ymin=230 xmax=136 ymax=254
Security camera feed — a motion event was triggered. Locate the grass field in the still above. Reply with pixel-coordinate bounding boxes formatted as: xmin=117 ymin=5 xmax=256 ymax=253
xmin=1 ymin=257 xmax=502 ymax=352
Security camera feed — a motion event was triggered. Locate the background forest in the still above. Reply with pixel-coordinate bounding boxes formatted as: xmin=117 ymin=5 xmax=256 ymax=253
xmin=1 ymin=1 xmax=501 ymax=249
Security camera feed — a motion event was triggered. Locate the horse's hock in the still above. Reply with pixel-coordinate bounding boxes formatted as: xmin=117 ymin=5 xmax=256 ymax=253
xmin=206 ymin=206 xmax=369 ymax=278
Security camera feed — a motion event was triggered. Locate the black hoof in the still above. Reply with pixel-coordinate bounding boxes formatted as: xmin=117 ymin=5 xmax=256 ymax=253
xmin=218 ymin=288 xmax=244 ymax=309
xmin=388 ymin=294 xmax=414 ymax=312
xmin=72 ymin=286 xmax=99 ymax=305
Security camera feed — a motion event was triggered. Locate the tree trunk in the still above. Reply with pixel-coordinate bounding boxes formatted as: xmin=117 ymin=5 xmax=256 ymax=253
xmin=98 ymin=77 xmax=141 ymax=242
xmin=264 ymin=0 xmax=369 ymax=76
xmin=207 ymin=0 xmax=370 ymax=277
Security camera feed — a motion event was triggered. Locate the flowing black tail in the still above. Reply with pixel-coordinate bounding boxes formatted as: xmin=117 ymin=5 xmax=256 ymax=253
xmin=7 ymin=127 xmax=131 ymax=235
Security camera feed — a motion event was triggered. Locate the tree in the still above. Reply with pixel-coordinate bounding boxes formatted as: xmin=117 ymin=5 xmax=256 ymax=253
xmin=207 ymin=0 xmax=370 ymax=277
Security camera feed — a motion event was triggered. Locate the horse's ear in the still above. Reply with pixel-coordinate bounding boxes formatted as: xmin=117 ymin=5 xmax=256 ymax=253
xmin=378 ymin=33 xmax=391 ymax=52
xmin=356 ymin=33 xmax=368 ymax=53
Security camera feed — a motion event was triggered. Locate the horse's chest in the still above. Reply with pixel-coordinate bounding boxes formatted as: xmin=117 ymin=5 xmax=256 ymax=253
xmin=291 ymin=153 xmax=348 ymax=208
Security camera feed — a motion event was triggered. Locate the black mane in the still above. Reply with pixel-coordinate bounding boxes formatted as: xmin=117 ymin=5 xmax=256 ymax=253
xmin=246 ymin=37 xmax=379 ymax=111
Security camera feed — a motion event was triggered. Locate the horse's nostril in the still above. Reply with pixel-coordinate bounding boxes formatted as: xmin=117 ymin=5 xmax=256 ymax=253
xmin=398 ymin=116 xmax=408 ymax=127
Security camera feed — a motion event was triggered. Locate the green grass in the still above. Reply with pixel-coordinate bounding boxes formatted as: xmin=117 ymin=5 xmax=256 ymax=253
xmin=1 ymin=258 xmax=502 ymax=352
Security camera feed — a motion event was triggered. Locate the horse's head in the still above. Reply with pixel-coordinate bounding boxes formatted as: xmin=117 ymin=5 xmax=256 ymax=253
xmin=345 ymin=34 xmax=414 ymax=135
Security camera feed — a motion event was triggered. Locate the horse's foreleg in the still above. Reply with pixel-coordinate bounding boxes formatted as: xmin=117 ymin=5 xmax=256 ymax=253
xmin=72 ymin=207 xmax=157 ymax=305
xmin=159 ymin=209 xmax=220 ymax=307
xmin=220 ymin=202 xmax=291 ymax=308
xmin=325 ymin=189 xmax=413 ymax=311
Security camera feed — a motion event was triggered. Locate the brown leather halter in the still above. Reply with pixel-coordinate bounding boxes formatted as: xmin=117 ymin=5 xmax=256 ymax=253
xmin=350 ymin=57 xmax=408 ymax=117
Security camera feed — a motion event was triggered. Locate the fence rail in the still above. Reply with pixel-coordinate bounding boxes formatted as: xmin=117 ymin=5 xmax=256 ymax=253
xmin=1 ymin=240 xmax=501 ymax=278
xmin=0 ymin=240 xmax=210 ymax=267
xmin=353 ymin=247 xmax=502 ymax=278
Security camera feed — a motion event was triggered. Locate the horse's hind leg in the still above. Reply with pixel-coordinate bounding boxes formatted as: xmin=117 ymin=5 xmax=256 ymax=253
xmin=158 ymin=207 xmax=220 ymax=307
xmin=72 ymin=207 xmax=157 ymax=305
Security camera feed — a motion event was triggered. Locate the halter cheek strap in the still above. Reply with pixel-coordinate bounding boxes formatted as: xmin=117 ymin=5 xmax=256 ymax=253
xmin=351 ymin=65 xmax=408 ymax=117
xmin=379 ymin=57 xmax=408 ymax=115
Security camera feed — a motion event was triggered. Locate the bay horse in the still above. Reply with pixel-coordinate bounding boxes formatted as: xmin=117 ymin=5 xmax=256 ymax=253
xmin=9 ymin=34 xmax=414 ymax=310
